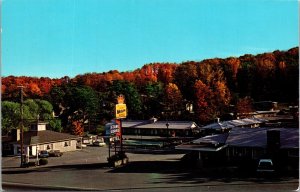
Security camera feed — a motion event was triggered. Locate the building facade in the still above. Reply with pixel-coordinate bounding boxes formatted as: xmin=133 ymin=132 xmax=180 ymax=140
xmin=2 ymin=122 xmax=80 ymax=159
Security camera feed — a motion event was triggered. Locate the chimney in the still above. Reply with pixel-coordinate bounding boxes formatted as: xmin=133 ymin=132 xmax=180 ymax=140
xmin=11 ymin=129 xmax=20 ymax=141
xmin=267 ymin=130 xmax=280 ymax=151
xmin=30 ymin=122 xmax=47 ymax=131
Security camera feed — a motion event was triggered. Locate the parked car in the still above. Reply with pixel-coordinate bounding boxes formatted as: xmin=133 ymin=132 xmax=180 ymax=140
xmin=38 ymin=150 xmax=49 ymax=158
xmin=256 ymin=159 xmax=275 ymax=173
xmin=49 ymin=150 xmax=63 ymax=157
xmin=77 ymin=143 xmax=87 ymax=148
xmin=93 ymin=141 xmax=106 ymax=147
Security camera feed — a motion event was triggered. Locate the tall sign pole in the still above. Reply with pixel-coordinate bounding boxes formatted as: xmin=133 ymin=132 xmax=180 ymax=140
xmin=120 ymin=119 xmax=123 ymax=152
xmin=115 ymin=95 xmax=127 ymax=153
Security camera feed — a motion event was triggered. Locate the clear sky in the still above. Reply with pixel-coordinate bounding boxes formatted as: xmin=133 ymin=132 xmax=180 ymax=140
xmin=2 ymin=0 xmax=299 ymax=78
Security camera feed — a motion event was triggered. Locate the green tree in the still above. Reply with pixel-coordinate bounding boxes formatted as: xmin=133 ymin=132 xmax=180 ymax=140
xmin=49 ymin=85 xmax=65 ymax=116
xmin=141 ymin=82 xmax=164 ymax=118
xmin=35 ymin=99 xmax=54 ymax=120
xmin=174 ymin=62 xmax=198 ymax=101
xmin=49 ymin=119 xmax=63 ymax=132
xmin=2 ymin=101 xmax=21 ymax=135
xmin=60 ymin=85 xmax=100 ymax=133
xmin=2 ymin=101 xmax=34 ymax=134
xmin=110 ymin=80 xmax=142 ymax=119
xmin=23 ymin=99 xmax=39 ymax=119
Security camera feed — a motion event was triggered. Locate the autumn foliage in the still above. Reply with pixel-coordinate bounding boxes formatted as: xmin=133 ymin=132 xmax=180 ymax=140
xmin=1 ymin=47 xmax=299 ymax=126
xmin=71 ymin=120 xmax=84 ymax=136
xmin=236 ymin=97 xmax=255 ymax=116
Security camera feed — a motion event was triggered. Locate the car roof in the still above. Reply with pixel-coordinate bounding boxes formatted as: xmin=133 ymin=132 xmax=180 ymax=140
xmin=259 ymin=159 xmax=272 ymax=162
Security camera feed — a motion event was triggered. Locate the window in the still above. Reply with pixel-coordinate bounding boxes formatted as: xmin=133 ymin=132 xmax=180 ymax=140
xmin=64 ymin=141 xmax=70 ymax=147
xmin=17 ymin=147 xmax=21 ymax=154
xmin=47 ymin=145 xmax=51 ymax=150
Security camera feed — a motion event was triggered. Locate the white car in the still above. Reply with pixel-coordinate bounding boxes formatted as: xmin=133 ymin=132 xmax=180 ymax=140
xmin=256 ymin=159 xmax=275 ymax=173
xmin=76 ymin=143 xmax=87 ymax=148
xmin=93 ymin=141 xmax=106 ymax=147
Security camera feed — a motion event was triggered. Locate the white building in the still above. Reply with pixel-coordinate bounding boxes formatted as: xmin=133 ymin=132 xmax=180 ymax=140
xmin=5 ymin=122 xmax=80 ymax=158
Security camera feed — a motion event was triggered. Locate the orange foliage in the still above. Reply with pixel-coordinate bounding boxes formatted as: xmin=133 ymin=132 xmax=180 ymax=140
xmin=255 ymin=53 xmax=276 ymax=77
xmin=236 ymin=97 xmax=254 ymax=115
xmin=278 ymin=61 xmax=286 ymax=70
xmin=157 ymin=64 xmax=177 ymax=84
xmin=194 ymin=80 xmax=215 ymax=122
xmin=1 ymin=76 xmax=65 ymax=99
xmin=28 ymin=82 xmax=42 ymax=96
xmin=165 ymin=83 xmax=182 ymax=107
xmin=71 ymin=120 xmax=84 ymax=136
xmin=122 ymin=72 xmax=135 ymax=82
xmin=225 ymin=57 xmax=240 ymax=79
xmin=214 ymin=81 xmax=231 ymax=106
xmin=1 ymin=84 xmax=6 ymax=94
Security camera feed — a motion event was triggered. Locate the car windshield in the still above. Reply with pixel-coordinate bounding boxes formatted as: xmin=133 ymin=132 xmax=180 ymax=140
xmin=41 ymin=151 xmax=48 ymax=154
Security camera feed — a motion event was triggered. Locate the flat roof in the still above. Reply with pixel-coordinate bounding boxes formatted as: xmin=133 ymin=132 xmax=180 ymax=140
xmin=176 ymin=144 xmax=228 ymax=152
xmin=201 ymin=117 xmax=268 ymax=129
xmin=228 ymin=127 xmax=299 ymax=148
xmin=122 ymin=120 xmax=198 ymax=130
xmin=176 ymin=127 xmax=299 ymax=151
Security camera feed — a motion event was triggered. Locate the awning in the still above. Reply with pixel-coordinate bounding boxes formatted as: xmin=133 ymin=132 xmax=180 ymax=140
xmin=176 ymin=144 xmax=228 ymax=152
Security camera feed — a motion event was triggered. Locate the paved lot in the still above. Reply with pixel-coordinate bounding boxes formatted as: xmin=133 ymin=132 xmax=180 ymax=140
xmin=2 ymin=146 xmax=299 ymax=191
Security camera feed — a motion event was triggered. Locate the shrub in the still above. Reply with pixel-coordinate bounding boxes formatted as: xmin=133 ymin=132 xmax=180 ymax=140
xmin=39 ymin=158 xmax=48 ymax=165
xmin=107 ymin=152 xmax=128 ymax=163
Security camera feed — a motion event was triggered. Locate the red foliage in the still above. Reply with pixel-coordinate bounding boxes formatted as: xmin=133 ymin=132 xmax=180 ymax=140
xmin=236 ymin=97 xmax=254 ymax=115
xmin=194 ymin=80 xmax=215 ymax=123
xmin=225 ymin=57 xmax=240 ymax=80
xmin=1 ymin=76 xmax=64 ymax=99
xmin=165 ymin=83 xmax=182 ymax=108
xmin=71 ymin=120 xmax=84 ymax=136
xmin=157 ymin=63 xmax=177 ymax=84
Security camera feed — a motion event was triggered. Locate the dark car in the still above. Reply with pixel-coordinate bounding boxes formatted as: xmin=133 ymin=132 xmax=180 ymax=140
xmin=38 ymin=150 xmax=49 ymax=158
xmin=49 ymin=150 xmax=63 ymax=157
xmin=256 ymin=159 xmax=277 ymax=177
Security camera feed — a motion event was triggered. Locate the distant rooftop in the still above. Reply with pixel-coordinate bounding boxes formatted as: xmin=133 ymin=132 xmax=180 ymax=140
xmin=201 ymin=117 xmax=268 ymax=129
xmin=122 ymin=120 xmax=198 ymax=130
xmin=177 ymin=127 xmax=299 ymax=151
xmin=13 ymin=130 xmax=80 ymax=145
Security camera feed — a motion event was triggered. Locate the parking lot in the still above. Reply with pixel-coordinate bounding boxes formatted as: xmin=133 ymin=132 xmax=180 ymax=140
xmin=2 ymin=146 xmax=299 ymax=191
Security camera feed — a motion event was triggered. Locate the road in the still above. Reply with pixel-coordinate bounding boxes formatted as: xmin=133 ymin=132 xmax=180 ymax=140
xmin=2 ymin=146 xmax=299 ymax=191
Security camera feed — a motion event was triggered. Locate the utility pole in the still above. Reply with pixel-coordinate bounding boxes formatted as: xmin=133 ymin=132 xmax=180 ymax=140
xmin=18 ymin=85 xmax=25 ymax=167
xmin=166 ymin=122 xmax=169 ymax=140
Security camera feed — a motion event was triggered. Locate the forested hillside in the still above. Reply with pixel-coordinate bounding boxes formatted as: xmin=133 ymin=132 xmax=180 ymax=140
xmin=2 ymin=47 xmax=298 ymax=135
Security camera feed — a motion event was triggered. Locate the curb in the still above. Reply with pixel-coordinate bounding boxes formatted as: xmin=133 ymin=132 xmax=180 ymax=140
xmin=2 ymin=182 xmax=97 ymax=191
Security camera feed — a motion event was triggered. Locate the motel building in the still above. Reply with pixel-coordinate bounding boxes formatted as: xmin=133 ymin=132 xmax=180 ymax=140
xmin=121 ymin=119 xmax=199 ymax=138
xmin=104 ymin=119 xmax=199 ymax=149
xmin=176 ymin=127 xmax=299 ymax=172
xmin=2 ymin=122 xmax=80 ymax=162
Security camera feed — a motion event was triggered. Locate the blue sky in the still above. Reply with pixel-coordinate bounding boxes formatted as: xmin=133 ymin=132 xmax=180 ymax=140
xmin=2 ymin=0 xmax=299 ymax=78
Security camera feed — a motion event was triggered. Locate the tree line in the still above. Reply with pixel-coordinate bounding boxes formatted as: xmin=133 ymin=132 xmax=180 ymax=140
xmin=1 ymin=47 xmax=298 ymax=135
